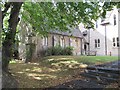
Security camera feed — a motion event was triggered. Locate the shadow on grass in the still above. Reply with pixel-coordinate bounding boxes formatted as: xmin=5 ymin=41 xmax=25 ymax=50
xmin=9 ymin=56 xmax=119 ymax=88
xmin=44 ymin=79 xmax=105 ymax=89
xmin=44 ymin=60 xmax=119 ymax=89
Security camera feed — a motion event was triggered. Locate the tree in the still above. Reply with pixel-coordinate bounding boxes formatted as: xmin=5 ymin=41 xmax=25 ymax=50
xmin=2 ymin=2 xmax=23 ymax=71
xmin=1 ymin=1 xmax=119 ymax=72
xmin=101 ymin=2 xmax=120 ymax=18
xmin=22 ymin=2 xmax=102 ymax=34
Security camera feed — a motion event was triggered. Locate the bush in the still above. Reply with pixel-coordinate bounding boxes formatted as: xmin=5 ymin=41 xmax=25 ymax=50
xmin=63 ymin=46 xmax=73 ymax=55
xmin=45 ymin=45 xmax=73 ymax=56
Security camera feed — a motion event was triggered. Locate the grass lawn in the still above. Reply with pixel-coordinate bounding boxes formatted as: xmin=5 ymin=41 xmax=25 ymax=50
xmin=9 ymin=56 xmax=118 ymax=88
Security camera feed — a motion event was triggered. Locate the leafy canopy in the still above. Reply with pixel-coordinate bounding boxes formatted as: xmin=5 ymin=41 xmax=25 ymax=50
xmin=22 ymin=2 xmax=103 ymax=36
xmin=101 ymin=2 xmax=120 ymax=18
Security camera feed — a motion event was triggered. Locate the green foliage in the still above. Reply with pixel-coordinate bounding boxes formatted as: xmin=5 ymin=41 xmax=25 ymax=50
xmin=22 ymin=2 xmax=103 ymax=35
xmin=10 ymin=60 xmax=16 ymax=64
xmin=63 ymin=46 xmax=73 ymax=55
xmin=101 ymin=2 xmax=120 ymax=18
xmin=44 ymin=45 xmax=73 ymax=56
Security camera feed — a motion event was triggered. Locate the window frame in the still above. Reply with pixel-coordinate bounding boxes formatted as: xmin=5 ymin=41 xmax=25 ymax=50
xmin=98 ymin=39 xmax=100 ymax=47
xmin=117 ymin=37 xmax=119 ymax=47
xmin=113 ymin=37 xmax=116 ymax=47
xmin=43 ymin=36 xmax=48 ymax=46
xmin=95 ymin=39 xmax=100 ymax=48
xmin=114 ymin=14 xmax=116 ymax=25
xmin=95 ymin=39 xmax=97 ymax=48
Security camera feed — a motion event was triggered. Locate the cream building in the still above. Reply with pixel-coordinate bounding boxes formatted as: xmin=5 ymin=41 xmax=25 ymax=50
xmin=81 ymin=7 xmax=120 ymax=56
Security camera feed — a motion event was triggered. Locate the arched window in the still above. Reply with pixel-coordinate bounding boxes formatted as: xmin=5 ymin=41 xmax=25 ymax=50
xmin=114 ymin=14 xmax=116 ymax=25
xmin=42 ymin=36 xmax=48 ymax=46
xmin=60 ymin=36 xmax=65 ymax=47
xmin=52 ymin=35 xmax=54 ymax=47
xmin=69 ymin=38 xmax=72 ymax=46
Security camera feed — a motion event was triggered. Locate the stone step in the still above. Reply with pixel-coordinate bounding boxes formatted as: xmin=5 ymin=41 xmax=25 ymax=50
xmin=85 ymin=70 xmax=119 ymax=79
xmin=81 ymin=73 xmax=119 ymax=84
xmin=86 ymin=66 xmax=119 ymax=74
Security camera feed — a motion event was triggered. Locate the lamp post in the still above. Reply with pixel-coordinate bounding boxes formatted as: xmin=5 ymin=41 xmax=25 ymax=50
xmin=101 ymin=21 xmax=110 ymax=55
xmin=105 ymin=25 xmax=107 ymax=55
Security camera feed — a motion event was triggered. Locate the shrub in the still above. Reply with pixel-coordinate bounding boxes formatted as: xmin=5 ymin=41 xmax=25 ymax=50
xmin=63 ymin=46 xmax=74 ymax=55
xmin=45 ymin=45 xmax=73 ymax=56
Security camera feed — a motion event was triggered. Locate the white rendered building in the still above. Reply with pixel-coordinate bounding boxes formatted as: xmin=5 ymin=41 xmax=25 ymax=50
xmin=81 ymin=7 xmax=120 ymax=56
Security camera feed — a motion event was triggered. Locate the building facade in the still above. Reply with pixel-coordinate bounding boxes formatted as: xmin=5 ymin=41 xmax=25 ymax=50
xmin=18 ymin=23 xmax=83 ymax=60
xmin=81 ymin=7 xmax=120 ymax=56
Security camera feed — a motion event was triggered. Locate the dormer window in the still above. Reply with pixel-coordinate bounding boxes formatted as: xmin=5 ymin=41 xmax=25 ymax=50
xmin=83 ymin=30 xmax=87 ymax=36
xmin=101 ymin=18 xmax=105 ymax=22
xmin=114 ymin=14 xmax=116 ymax=25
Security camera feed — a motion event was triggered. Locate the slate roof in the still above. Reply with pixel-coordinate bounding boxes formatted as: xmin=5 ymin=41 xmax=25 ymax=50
xmin=50 ymin=27 xmax=83 ymax=38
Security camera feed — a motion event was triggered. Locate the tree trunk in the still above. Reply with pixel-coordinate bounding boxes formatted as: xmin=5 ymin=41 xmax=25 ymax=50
xmin=2 ymin=2 xmax=23 ymax=72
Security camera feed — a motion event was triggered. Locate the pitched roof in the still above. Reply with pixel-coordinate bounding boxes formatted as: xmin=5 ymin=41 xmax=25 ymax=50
xmin=50 ymin=27 xmax=83 ymax=38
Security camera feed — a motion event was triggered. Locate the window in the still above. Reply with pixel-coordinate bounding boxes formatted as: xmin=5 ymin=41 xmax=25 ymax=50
xmin=95 ymin=39 xmax=100 ymax=48
xmin=43 ymin=37 xmax=48 ymax=46
xmin=96 ymin=21 xmax=98 ymax=28
xmin=59 ymin=36 xmax=60 ymax=46
xmin=52 ymin=35 xmax=54 ymax=47
xmin=98 ymin=39 xmax=100 ymax=47
xmin=54 ymin=36 xmax=58 ymax=46
xmin=69 ymin=38 xmax=72 ymax=46
xmin=114 ymin=14 xmax=116 ymax=25
xmin=101 ymin=18 xmax=105 ymax=22
xmin=113 ymin=37 xmax=116 ymax=47
xmin=84 ymin=44 xmax=87 ymax=50
xmin=113 ymin=37 xmax=119 ymax=47
xmin=117 ymin=37 xmax=119 ymax=47
xmin=69 ymin=38 xmax=71 ymax=46
xmin=95 ymin=39 xmax=97 ymax=48
xmin=60 ymin=36 xmax=65 ymax=47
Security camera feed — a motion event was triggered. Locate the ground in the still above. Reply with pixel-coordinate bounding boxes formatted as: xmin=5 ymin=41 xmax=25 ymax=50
xmin=9 ymin=56 xmax=118 ymax=88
